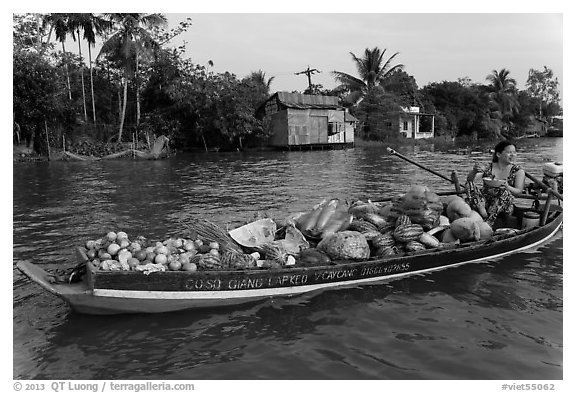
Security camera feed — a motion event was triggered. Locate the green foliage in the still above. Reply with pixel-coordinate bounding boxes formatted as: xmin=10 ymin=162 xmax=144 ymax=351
xmin=13 ymin=14 xmax=564 ymax=153
xmin=380 ymin=69 xmax=421 ymax=107
xmin=526 ymin=66 xmax=561 ymax=117
xmin=13 ymin=49 xmax=75 ymax=151
xmin=333 ymin=46 xmax=404 ymax=106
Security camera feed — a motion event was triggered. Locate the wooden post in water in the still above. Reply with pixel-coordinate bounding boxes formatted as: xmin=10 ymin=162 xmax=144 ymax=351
xmin=44 ymin=120 xmax=50 ymax=161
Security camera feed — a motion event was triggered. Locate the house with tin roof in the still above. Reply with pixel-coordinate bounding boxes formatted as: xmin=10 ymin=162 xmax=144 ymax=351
xmin=256 ymin=92 xmax=357 ymax=150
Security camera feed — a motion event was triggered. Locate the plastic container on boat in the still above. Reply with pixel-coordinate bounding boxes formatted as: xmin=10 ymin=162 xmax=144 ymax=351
xmin=543 ymin=162 xmax=563 ymax=178
xmin=522 ymin=211 xmax=541 ymax=229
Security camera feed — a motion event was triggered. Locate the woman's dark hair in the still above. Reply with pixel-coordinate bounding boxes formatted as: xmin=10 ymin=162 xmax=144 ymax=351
xmin=492 ymin=140 xmax=515 ymax=162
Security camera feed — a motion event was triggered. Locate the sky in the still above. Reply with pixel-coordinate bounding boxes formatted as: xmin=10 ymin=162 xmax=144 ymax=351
xmin=163 ymin=12 xmax=564 ymax=100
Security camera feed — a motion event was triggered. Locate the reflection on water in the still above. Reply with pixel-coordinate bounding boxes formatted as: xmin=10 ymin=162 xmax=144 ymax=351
xmin=13 ymin=139 xmax=563 ymax=380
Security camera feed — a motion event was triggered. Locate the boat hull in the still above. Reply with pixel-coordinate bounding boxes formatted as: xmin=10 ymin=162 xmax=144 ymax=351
xmin=17 ymin=209 xmax=562 ymax=315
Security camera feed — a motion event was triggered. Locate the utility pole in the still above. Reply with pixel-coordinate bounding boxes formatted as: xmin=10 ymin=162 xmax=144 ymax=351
xmin=295 ymin=66 xmax=320 ymax=93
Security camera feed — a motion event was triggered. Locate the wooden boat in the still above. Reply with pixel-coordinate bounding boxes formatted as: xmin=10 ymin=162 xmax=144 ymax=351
xmin=16 ymin=204 xmax=563 ymax=315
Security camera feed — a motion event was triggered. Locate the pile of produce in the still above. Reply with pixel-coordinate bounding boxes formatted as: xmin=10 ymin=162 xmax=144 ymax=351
xmin=83 ymin=230 xmax=225 ymax=272
xmin=80 ymin=185 xmax=497 ymax=274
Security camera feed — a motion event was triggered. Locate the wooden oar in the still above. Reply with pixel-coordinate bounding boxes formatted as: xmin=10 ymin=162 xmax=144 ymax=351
xmin=387 ymin=147 xmax=454 ymax=183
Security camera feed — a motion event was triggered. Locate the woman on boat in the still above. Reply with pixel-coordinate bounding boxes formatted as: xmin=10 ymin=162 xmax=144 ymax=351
xmin=465 ymin=141 xmax=526 ymax=227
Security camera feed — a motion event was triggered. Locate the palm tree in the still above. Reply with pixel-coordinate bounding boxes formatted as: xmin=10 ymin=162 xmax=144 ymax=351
xmin=42 ymin=13 xmax=72 ymax=100
xmin=71 ymin=14 xmax=112 ymax=124
xmin=63 ymin=14 xmax=90 ymax=123
xmin=98 ymin=13 xmax=167 ymax=142
xmin=246 ymin=69 xmax=275 ymax=93
xmin=332 ymin=47 xmax=404 ymax=105
xmin=486 ymin=69 xmax=519 ymax=132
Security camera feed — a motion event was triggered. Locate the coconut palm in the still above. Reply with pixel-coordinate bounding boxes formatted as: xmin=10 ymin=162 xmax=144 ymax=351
xmin=486 ymin=68 xmax=520 ymax=130
xmin=332 ymin=47 xmax=404 ymax=105
xmin=70 ymin=14 xmax=112 ymax=124
xmin=98 ymin=13 xmax=167 ymax=142
xmin=42 ymin=13 xmax=72 ymax=100
xmin=246 ymin=69 xmax=275 ymax=93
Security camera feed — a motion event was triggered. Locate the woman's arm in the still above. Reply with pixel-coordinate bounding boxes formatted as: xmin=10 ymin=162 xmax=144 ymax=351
xmin=466 ymin=162 xmax=485 ymax=183
xmin=506 ymin=168 xmax=526 ymax=196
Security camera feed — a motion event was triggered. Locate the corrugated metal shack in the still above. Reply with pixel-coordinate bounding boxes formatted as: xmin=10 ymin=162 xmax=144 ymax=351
xmin=256 ymin=92 xmax=357 ymax=150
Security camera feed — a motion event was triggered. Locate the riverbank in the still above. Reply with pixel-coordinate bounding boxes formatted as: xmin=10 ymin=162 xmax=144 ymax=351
xmin=12 ymin=135 xmax=499 ymax=163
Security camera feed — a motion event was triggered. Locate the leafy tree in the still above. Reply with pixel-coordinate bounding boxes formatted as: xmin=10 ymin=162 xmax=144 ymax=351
xmin=420 ymin=81 xmax=497 ymax=139
xmin=380 ymin=69 xmax=421 ymax=107
xmin=332 ymin=47 xmax=404 ymax=106
xmin=525 ymin=66 xmax=560 ymax=118
xmin=13 ymin=50 xmax=75 ymax=152
xmin=98 ymin=13 xmax=167 ymax=141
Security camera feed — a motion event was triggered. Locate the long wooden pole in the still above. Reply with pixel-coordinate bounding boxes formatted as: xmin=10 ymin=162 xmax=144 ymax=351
xmin=387 ymin=147 xmax=453 ymax=183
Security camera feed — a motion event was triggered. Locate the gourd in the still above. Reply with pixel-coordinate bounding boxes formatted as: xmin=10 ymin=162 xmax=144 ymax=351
xmin=348 ymin=219 xmax=379 ymax=233
xmin=298 ymin=248 xmax=331 ymax=266
xmin=363 ymin=213 xmax=387 ymax=227
xmin=194 ymin=254 xmax=223 ymax=270
xmin=418 ymin=232 xmax=441 ymax=248
xmin=260 ymin=243 xmax=288 ymax=265
xmin=371 ymin=233 xmax=396 ymax=248
xmin=373 ymin=245 xmax=400 ymax=257
xmin=393 ymin=224 xmax=424 ymax=242
xmin=220 ymin=250 xmax=256 ymax=270
xmin=395 ymin=214 xmax=412 ymax=227
xmin=405 ymin=240 xmax=427 ymax=252
xmin=362 ymin=231 xmax=382 ymax=241
xmin=377 ymin=221 xmax=396 ymax=234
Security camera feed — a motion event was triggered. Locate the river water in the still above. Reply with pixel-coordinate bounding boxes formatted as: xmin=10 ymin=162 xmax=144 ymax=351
xmin=12 ymin=138 xmax=563 ymax=381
